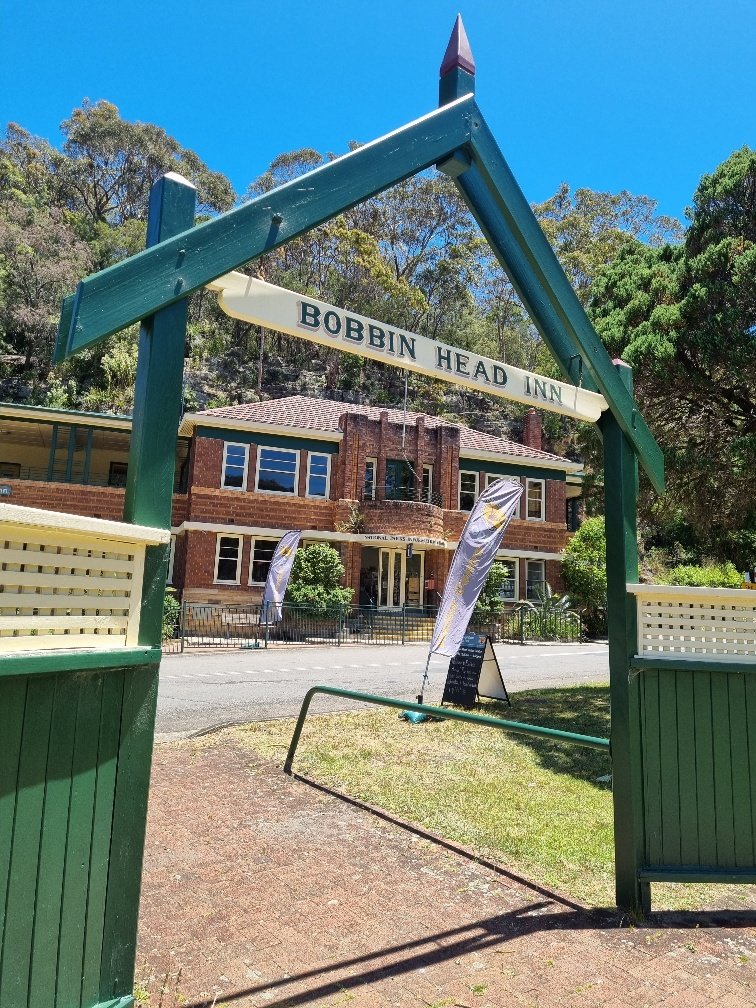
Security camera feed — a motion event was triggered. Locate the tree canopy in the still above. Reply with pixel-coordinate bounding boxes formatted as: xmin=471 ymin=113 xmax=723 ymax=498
xmin=590 ymin=147 xmax=756 ymax=566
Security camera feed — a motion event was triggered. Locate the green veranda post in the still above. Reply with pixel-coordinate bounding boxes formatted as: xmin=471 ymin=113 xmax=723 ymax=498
xmin=2 ymin=15 xmax=754 ymax=1008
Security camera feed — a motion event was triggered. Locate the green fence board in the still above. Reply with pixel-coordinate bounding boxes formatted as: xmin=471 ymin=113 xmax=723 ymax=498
xmin=674 ymin=670 xmax=700 ymax=866
xmin=727 ymin=674 xmax=753 ymax=868
xmin=747 ymin=675 xmax=756 ymax=869
xmin=56 ymin=675 xmax=105 ymax=1008
xmin=81 ymin=670 xmax=125 ymax=1008
xmin=711 ymin=674 xmax=736 ymax=867
xmin=0 ymin=679 xmax=26 ymax=969
xmin=27 ymin=675 xmax=80 ymax=1008
xmin=658 ymin=671 xmax=681 ymax=865
xmin=0 ymin=678 xmax=54 ymax=1008
xmin=640 ymin=672 xmax=663 ymax=865
xmin=100 ymin=664 xmax=159 ymax=1003
xmin=692 ymin=672 xmax=717 ymax=864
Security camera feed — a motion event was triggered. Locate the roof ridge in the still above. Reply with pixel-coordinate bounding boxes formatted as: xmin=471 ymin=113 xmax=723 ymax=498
xmin=195 ymin=395 xmax=571 ymax=464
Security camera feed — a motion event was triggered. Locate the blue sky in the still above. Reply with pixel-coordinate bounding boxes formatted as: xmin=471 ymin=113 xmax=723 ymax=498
xmin=2 ymin=0 xmax=754 ymax=223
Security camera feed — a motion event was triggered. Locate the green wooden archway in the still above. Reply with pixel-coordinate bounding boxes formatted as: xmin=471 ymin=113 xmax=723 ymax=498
xmin=52 ymin=17 xmax=661 ymax=927
xmin=4 ymin=25 xmax=752 ymax=1008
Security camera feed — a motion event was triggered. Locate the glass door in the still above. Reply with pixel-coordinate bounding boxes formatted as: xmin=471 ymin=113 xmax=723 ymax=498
xmin=378 ymin=548 xmax=405 ymax=608
xmin=377 ymin=549 xmax=425 ymax=609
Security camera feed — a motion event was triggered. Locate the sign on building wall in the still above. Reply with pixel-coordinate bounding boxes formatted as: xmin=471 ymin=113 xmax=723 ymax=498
xmin=209 ymin=274 xmax=608 ymax=423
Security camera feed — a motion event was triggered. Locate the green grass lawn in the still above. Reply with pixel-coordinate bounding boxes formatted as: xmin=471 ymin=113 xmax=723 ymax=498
xmin=230 ymin=684 xmax=756 ymax=912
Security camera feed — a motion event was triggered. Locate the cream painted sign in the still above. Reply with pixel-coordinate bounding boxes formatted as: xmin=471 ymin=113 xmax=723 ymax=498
xmin=208 ymin=273 xmax=608 ymax=422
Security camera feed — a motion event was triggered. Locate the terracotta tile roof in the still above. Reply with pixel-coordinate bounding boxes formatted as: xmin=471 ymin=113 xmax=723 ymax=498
xmin=196 ymin=395 xmax=572 ymax=465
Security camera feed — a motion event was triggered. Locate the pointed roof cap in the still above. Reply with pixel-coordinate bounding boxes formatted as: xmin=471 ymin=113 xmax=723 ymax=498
xmin=440 ymin=14 xmax=475 ymax=77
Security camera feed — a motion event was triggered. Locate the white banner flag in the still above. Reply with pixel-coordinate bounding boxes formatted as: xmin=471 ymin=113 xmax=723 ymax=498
xmin=262 ymin=531 xmax=302 ymax=623
xmin=430 ymin=479 xmax=523 ymax=657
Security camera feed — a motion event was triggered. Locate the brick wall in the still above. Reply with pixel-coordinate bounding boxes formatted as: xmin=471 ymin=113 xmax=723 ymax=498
xmin=361 ymin=500 xmax=444 ymax=538
xmin=1 ymin=479 xmax=126 ymax=521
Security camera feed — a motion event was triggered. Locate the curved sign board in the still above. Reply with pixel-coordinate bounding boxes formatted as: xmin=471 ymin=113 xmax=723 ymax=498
xmin=209 ymin=273 xmax=608 ymax=423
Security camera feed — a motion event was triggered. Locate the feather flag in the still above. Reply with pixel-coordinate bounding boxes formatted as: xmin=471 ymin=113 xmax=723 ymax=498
xmin=262 ymin=531 xmax=302 ymax=623
xmin=429 ymin=479 xmax=522 ymax=657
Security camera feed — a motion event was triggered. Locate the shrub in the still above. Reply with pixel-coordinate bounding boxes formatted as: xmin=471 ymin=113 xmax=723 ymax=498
xmin=562 ymin=517 xmax=607 ymax=635
xmin=162 ymin=588 xmax=180 ymax=640
xmin=285 ymin=543 xmax=354 ymax=616
xmin=661 ymin=561 xmax=743 ymax=588
xmin=473 ymin=562 xmax=509 ymax=616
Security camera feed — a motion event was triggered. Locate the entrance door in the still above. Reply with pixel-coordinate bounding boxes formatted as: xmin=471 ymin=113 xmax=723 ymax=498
xmin=377 ymin=549 xmax=424 ymax=609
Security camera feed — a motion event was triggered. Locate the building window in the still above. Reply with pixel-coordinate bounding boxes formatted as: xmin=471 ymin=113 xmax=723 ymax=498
xmin=526 ymin=479 xmax=545 ymax=521
xmin=566 ymin=497 xmax=580 ymax=532
xmin=364 ymin=458 xmax=377 ymax=500
xmin=422 ymin=464 xmax=433 ymax=503
xmin=459 ymin=471 xmax=478 ymax=511
xmin=249 ymin=539 xmax=279 ymax=584
xmin=108 ymin=461 xmax=128 ymax=487
xmin=167 ymin=534 xmax=176 ymax=584
xmin=214 ymin=535 xmax=242 ymax=584
xmin=307 ymin=452 xmax=330 ymax=498
xmin=255 ymin=446 xmax=299 ymax=494
xmin=526 ymin=560 xmax=546 ymax=601
xmin=222 ymin=442 xmax=249 ymax=490
xmin=496 ymin=557 xmax=518 ymax=600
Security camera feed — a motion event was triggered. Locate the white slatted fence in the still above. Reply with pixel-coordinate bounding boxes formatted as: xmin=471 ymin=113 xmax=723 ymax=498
xmin=627 ymin=583 xmax=756 ymax=661
xmin=0 ymin=503 xmax=170 ymax=651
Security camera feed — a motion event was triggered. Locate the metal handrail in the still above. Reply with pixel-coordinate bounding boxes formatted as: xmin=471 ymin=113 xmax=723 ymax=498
xmin=283 ymin=684 xmax=610 ymax=773
xmin=361 ymin=485 xmax=444 ymax=506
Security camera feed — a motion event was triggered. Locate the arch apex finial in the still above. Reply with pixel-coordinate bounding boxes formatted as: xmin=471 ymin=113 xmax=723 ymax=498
xmin=440 ymin=14 xmax=475 ymax=78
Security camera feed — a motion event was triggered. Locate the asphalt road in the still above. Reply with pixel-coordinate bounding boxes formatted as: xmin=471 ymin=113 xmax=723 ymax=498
xmin=156 ymin=641 xmax=609 ymax=736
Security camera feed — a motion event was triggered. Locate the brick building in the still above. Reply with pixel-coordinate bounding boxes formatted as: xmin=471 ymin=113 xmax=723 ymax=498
xmin=0 ymin=396 xmax=582 ymax=609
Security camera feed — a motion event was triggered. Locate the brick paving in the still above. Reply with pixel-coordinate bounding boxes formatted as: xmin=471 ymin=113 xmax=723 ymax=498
xmin=137 ymin=738 xmax=756 ymax=1008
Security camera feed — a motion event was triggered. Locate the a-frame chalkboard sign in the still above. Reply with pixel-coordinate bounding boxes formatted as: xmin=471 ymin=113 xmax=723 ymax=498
xmin=441 ymin=633 xmax=510 ymax=707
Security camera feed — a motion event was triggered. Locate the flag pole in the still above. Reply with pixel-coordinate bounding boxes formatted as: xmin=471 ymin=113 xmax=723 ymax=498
xmin=418 ymin=649 xmax=433 ymax=704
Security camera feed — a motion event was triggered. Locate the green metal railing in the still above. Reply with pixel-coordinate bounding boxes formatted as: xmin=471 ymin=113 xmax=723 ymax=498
xmin=284 ymin=684 xmax=610 ymax=774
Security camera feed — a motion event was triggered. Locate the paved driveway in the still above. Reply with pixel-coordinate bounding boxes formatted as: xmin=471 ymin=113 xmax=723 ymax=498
xmin=156 ymin=641 xmax=609 ymax=735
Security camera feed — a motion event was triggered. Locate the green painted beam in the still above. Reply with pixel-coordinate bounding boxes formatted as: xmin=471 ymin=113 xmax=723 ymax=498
xmin=631 ymin=656 xmax=756 ymax=676
xmin=449 ymin=160 xmax=600 ymax=392
xmin=0 ymin=648 xmax=161 ymax=680
xmin=195 ymin=425 xmax=340 ymax=454
xmin=639 ymin=867 xmax=756 ymax=884
xmin=58 ymin=97 xmax=475 ymax=358
xmin=122 ymin=174 xmax=196 ymax=647
xmin=468 ymin=110 xmax=665 ymax=494
xmin=459 ymin=458 xmax=567 ymax=481
xmin=601 ymin=362 xmax=649 ymax=916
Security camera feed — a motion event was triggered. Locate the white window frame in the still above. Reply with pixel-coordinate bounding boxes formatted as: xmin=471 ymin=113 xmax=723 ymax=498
xmin=221 ymin=442 xmax=249 ymax=491
xmin=422 ymin=464 xmax=433 ymax=502
xmin=525 ymin=478 xmax=545 ymax=522
xmin=458 ymin=470 xmax=479 ymax=511
xmin=495 ymin=555 xmax=519 ymax=600
xmin=526 ymin=559 xmax=546 ymax=601
xmin=306 ymin=451 xmax=331 ymax=499
xmin=364 ymin=457 xmax=377 ymax=500
xmin=167 ymin=534 xmax=177 ymax=584
xmin=254 ymin=445 xmax=300 ymax=496
xmin=248 ymin=537 xmax=281 ymax=585
xmin=214 ymin=534 xmax=243 ymax=585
